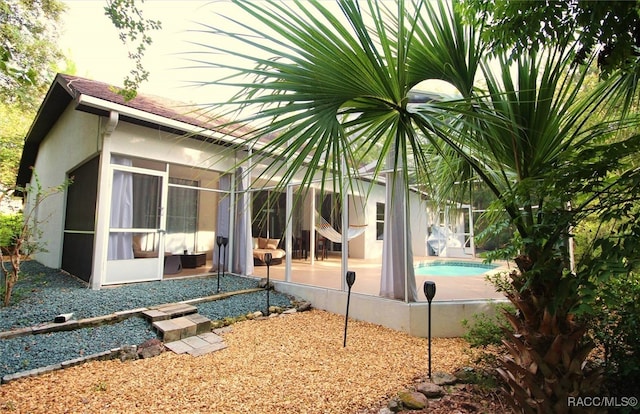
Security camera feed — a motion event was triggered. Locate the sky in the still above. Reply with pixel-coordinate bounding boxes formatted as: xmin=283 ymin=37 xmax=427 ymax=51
xmin=58 ymin=1 xmax=458 ymax=105
xmin=59 ymin=0 xmax=239 ymax=104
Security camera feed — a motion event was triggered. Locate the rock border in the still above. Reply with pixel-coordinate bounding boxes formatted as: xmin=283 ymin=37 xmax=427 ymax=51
xmin=2 ymin=346 xmax=132 ymax=384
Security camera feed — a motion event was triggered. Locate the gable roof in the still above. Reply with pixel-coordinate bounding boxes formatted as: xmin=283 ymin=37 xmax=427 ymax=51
xmin=17 ymin=74 xmax=248 ymax=189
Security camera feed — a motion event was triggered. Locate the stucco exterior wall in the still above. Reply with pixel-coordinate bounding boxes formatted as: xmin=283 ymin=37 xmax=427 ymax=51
xmin=28 ymin=107 xmax=241 ymax=273
xmin=272 ymin=280 xmax=506 ymax=338
xmin=353 ymin=181 xmax=429 ymax=260
xmin=108 ymin=123 xmax=236 ymax=171
xmin=28 ymin=105 xmax=101 ymax=268
xmin=360 ymin=182 xmax=385 ymax=260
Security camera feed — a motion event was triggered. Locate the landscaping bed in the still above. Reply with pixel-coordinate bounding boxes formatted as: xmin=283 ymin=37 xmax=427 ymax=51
xmin=0 ymin=310 xmax=505 ymax=413
xmin=0 ymin=261 xmax=292 ymax=378
xmin=0 ymin=262 xmax=505 ymax=413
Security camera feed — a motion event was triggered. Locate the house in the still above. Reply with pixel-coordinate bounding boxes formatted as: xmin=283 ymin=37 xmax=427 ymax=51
xmin=17 ymin=74 xmax=469 ymax=298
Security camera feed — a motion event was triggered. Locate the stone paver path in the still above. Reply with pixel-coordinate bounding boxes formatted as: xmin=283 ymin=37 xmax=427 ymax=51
xmin=164 ymin=331 xmax=228 ymax=356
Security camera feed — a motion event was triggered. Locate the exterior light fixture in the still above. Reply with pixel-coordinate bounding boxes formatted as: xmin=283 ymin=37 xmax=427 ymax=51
xmin=423 ymin=281 xmax=436 ymax=378
xmin=221 ymin=237 xmax=229 ymax=275
xmin=264 ymin=252 xmax=272 ymax=315
xmin=343 ymin=271 xmax=356 ymax=347
xmin=216 ymin=236 xmax=224 ymax=292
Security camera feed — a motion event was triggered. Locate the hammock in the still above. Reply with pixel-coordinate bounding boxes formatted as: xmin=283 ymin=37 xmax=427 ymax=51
xmin=315 ymin=213 xmax=367 ymax=243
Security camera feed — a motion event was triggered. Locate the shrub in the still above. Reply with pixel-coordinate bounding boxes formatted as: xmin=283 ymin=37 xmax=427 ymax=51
xmin=461 ymin=302 xmax=515 ymax=348
xmin=591 ymin=271 xmax=640 ymax=400
xmin=0 ymin=213 xmax=22 ymax=248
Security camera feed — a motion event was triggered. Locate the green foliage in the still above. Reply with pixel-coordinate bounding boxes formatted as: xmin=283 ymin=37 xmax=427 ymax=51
xmin=475 ymin=217 xmax=519 ymax=262
xmin=0 ymin=0 xmax=66 ymax=109
xmin=104 ymin=0 xmax=161 ymax=100
xmin=0 ymin=212 xmax=21 ymax=247
xmin=0 ymin=102 xmax=32 ymax=188
xmin=1 ymin=174 xmax=70 ymax=306
xmin=92 ymin=381 xmax=108 ymax=392
xmin=575 ymin=205 xmax=640 ymax=397
xmin=461 ymin=0 xmax=640 ymax=77
xmin=461 ymin=302 xmax=515 ymax=348
xmin=592 ymin=272 xmax=640 ymax=396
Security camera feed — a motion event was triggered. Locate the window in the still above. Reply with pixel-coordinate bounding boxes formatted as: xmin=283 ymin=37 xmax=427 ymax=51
xmin=376 ymin=202 xmax=384 ymax=240
xmin=167 ymin=178 xmax=199 ymax=250
xmin=251 ymin=190 xmax=286 ymax=239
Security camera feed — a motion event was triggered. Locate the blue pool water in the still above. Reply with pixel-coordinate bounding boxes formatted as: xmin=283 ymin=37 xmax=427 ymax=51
xmin=414 ymin=261 xmax=498 ymax=276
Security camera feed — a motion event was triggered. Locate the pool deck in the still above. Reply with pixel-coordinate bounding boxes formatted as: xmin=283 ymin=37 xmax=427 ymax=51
xmin=172 ymin=254 xmax=512 ymax=337
xmin=249 ymin=254 xmax=510 ymax=302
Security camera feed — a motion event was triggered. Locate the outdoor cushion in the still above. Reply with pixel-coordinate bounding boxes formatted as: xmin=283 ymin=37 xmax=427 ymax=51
xmin=253 ymin=248 xmax=286 ymax=264
xmin=266 ymin=238 xmax=280 ymax=249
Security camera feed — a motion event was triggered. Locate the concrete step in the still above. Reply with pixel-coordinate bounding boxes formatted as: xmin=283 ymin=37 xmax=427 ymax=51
xmin=152 ymin=313 xmax=211 ymax=342
xmin=142 ymin=303 xmax=197 ymax=322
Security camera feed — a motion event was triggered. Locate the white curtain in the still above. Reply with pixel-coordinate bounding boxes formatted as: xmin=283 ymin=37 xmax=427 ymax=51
xmin=108 ymin=156 xmax=134 ymax=260
xmin=233 ymin=167 xmax=254 ymax=275
xmin=380 ymin=153 xmax=418 ymax=302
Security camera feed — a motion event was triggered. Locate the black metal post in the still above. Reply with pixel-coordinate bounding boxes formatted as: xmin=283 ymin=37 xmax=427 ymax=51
xmin=423 ymin=281 xmax=436 ymax=378
xmin=264 ymin=252 xmax=272 ymax=315
xmin=216 ymin=236 xmax=223 ymax=292
xmin=343 ymin=271 xmax=356 ymax=348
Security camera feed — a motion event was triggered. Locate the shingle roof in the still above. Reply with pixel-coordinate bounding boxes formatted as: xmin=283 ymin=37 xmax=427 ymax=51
xmin=16 ymin=73 xmax=248 ymax=189
xmin=58 ymin=74 xmax=234 ymax=132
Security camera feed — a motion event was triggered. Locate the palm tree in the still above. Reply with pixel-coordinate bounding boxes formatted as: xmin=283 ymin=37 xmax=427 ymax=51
xmin=189 ymin=0 xmax=640 ymax=411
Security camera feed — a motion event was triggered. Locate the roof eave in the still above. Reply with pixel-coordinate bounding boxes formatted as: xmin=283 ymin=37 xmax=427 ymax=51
xmin=16 ymin=75 xmax=74 ymax=191
xmin=75 ymin=94 xmax=243 ymax=147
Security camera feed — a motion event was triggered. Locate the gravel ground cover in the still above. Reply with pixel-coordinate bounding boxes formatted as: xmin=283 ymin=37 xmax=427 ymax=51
xmin=0 ymin=261 xmax=293 ymax=378
xmin=0 ymin=261 xmax=285 ymax=331
xmin=0 ymin=310 xmax=487 ymax=414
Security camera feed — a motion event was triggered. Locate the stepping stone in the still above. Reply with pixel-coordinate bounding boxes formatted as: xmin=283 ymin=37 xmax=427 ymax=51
xmin=153 ymin=319 xmax=183 ymax=342
xmin=164 ymin=340 xmax=195 ymax=355
xmin=185 ymin=313 xmax=211 ymax=335
xmin=187 ymin=342 xmax=227 ymax=357
xmin=199 ymin=332 xmax=224 ymax=344
xmin=163 ymin=332 xmax=226 ymax=355
xmin=142 ymin=309 xmax=170 ymax=322
xmin=154 ymin=303 xmax=197 ymax=318
xmin=174 ymin=316 xmax=197 ymax=339
xmin=144 ymin=303 xmax=198 ymax=324
xmin=182 ymin=335 xmax=210 ymax=349
xmin=153 ymin=316 xmax=196 ymax=342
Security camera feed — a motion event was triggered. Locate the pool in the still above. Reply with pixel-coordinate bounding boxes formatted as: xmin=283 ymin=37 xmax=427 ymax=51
xmin=414 ymin=261 xmax=498 ymax=276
